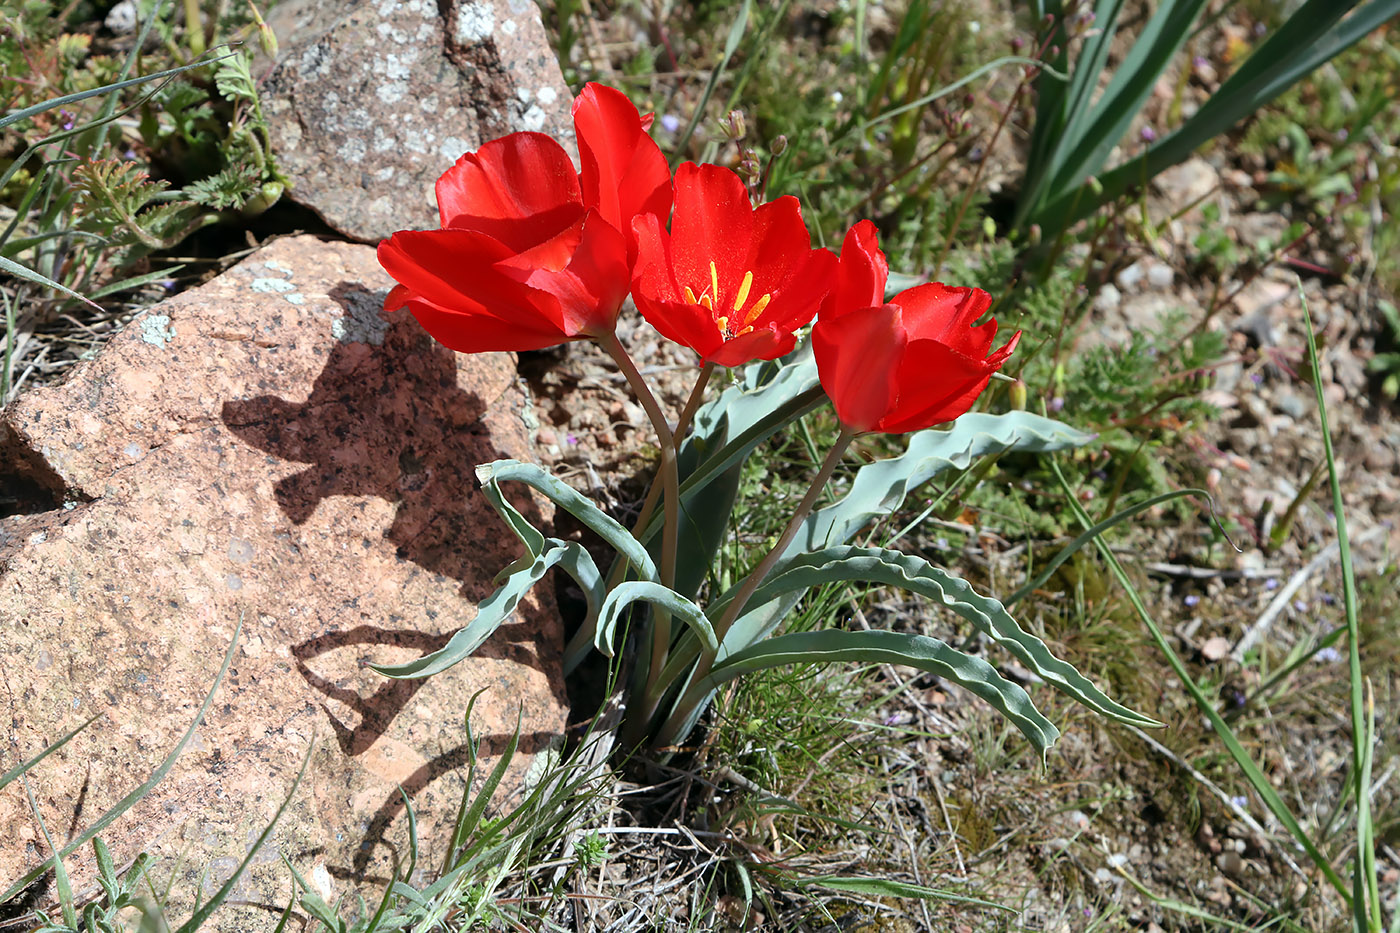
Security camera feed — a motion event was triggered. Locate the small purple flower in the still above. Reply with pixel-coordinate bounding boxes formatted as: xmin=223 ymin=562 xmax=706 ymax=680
xmin=660 ymin=113 xmax=681 ymax=134
xmin=1292 ymin=599 xmax=1307 ymax=612
xmin=1048 ymin=396 xmax=1065 ymax=412
xmin=565 ymin=433 xmax=579 ymax=446
xmin=60 ymin=109 xmax=75 ymax=131
xmin=1264 ymin=578 xmax=1279 ymax=590
xmin=1337 ymin=128 xmax=1349 ymax=142
xmin=1320 ymin=592 xmax=1336 ymax=605
xmin=1253 ymin=21 xmax=1267 ymax=36
xmin=1140 ymin=126 xmax=1157 ymax=143
xmin=1315 ymin=646 xmax=1342 ymax=664
xmin=1193 ymin=55 xmax=1209 ymax=70
xmin=1251 ymin=372 xmax=1263 ymax=384
xmin=1229 ymin=795 xmax=1248 ymax=809
xmin=1184 ymin=594 xmax=1201 ymax=608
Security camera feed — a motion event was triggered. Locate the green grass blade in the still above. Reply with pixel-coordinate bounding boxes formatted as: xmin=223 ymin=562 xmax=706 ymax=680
xmin=87 ymin=266 xmax=186 ymax=301
xmin=1057 ymin=0 xmax=1392 ymax=225
xmin=0 ymin=52 xmax=239 ymax=133
xmin=0 ymin=618 xmax=242 ymax=903
xmin=0 ymin=713 xmax=101 ymax=792
xmin=0 ymin=255 xmax=102 ymax=311
xmin=174 ymin=734 xmax=315 ymax=933
xmin=23 ymin=777 xmax=78 ymax=930
xmin=1003 ymin=488 xmax=1211 ymax=606
xmin=1049 ymin=457 xmax=1353 ymax=903
xmin=670 ymin=0 xmax=751 ymax=167
xmin=795 ymin=874 xmax=1012 ymax=911
xmin=1300 ymin=285 xmax=1381 ymax=931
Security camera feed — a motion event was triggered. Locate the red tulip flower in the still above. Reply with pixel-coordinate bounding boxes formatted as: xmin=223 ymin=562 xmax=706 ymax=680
xmin=377 ymin=83 xmax=672 ymax=353
xmin=631 ymin=163 xmax=836 ymax=367
xmin=813 ymin=221 xmax=1020 ymax=435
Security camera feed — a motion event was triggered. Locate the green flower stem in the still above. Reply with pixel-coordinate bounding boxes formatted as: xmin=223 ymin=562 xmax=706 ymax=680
xmin=627 ymin=361 xmax=715 ymax=550
xmin=715 ymin=426 xmax=855 ymax=641
xmin=599 ymin=332 xmax=680 ymax=710
xmin=651 ymin=426 xmax=854 ymax=748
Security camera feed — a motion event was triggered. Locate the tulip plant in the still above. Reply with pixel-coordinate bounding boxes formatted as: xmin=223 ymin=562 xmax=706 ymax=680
xmin=374 ymin=84 xmax=1154 ymax=754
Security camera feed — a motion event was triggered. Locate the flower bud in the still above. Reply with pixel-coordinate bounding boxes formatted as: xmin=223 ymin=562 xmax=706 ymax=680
xmin=247 ymin=0 xmax=278 ymax=58
xmin=770 ymin=134 xmax=787 ymax=156
xmin=1009 ymin=378 xmax=1027 ymax=411
xmin=722 ymin=109 xmax=746 ymax=141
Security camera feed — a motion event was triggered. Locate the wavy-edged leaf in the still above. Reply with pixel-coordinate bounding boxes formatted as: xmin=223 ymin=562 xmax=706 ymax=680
xmin=711 ymin=545 xmax=1156 ymax=728
xmin=693 ymin=629 xmax=1060 ymax=757
xmin=787 ymin=411 xmax=1095 ymax=561
xmin=373 ymin=538 xmax=591 ymax=679
xmin=478 ymin=460 xmax=656 ymax=582
xmin=479 ymin=468 xmax=546 ymax=559
xmin=597 ymin=581 xmax=717 ymax=658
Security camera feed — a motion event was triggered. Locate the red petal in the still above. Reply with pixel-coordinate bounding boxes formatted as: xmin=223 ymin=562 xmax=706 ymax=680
xmin=514 ymin=212 xmax=630 ymax=338
xmin=435 ymin=133 xmax=584 ymax=250
xmin=893 ymin=283 xmax=996 ymax=351
xmin=397 ymin=295 xmax=575 ymax=353
xmin=875 ymin=327 xmax=1021 ymax=434
xmin=573 ymin=83 xmax=672 ymax=253
xmin=706 ymin=325 xmax=797 ymax=367
xmin=813 ymin=304 xmax=906 ymax=434
xmin=669 ymin=163 xmax=753 ymax=305
xmin=823 ymin=220 xmax=888 ymax=320
xmin=743 ymin=195 xmax=813 ymax=300
xmin=377 ymin=229 xmax=570 ymax=346
xmin=748 ymin=246 xmax=837 ymax=334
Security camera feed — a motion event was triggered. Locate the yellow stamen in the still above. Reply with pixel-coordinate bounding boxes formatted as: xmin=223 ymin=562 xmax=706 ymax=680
xmin=709 ymin=261 xmax=720 ymax=308
xmin=700 ymin=294 xmax=713 ymax=311
xmin=684 ymin=285 xmax=699 ymax=305
xmin=733 ymin=271 xmax=753 ymax=312
xmin=743 ymin=292 xmax=772 ymax=324
xmin=716 ymin=315 xmax=729 ymax=335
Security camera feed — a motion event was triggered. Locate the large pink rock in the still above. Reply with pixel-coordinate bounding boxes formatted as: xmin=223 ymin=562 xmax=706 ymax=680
xmin=0 ymin=236 xmax=565 ymax=926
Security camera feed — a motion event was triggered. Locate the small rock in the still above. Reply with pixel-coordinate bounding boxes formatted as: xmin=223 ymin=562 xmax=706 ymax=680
xmin=1201 ymin=636 xmax=1231 ymax=661
xmin=104 ymin=0 xmax=137 ymax=33
xmin=1116 ymin=262 xmax=1146 ymax=292
xmin=1093 ymin=283 xmax=1122 ymax=312
xmin=1146 ymin=263 xmax=1174 ymax=289
xmin=1274 ymin=392 xmax=1309 ymax=420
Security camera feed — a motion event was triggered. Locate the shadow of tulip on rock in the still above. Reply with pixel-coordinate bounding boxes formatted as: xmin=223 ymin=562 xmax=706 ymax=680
xmin=221 ymin=284 xmax=536 ymax=602
xmin=220 ymin=285 xmax=558 ymax=764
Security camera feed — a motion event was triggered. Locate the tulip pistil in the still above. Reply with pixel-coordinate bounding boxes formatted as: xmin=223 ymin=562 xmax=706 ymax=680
xmin=683 ymin=261 xmax=772 ymax=341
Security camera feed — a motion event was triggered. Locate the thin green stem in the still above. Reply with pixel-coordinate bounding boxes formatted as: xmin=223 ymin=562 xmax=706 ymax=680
xmin=651 ymin=427 xmax=855 ymax=749
xmin=626 ymin=361 xmax=715 ymax=554
xmin=1050 ymin=456 xmax=1353 ymax=904
xmin=716 ymin=427 xmax=855 ymax=642
xmin=599 ymin=332 xmax=680 ymax=723
xmin=1301 ymin=289 xmax=1380 ymax=931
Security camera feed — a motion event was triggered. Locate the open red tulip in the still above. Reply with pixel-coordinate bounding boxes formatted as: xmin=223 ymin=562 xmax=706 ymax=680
xmin=378 ymin=83 xmax=672 ymax=353
xmin=631 ymin=163 xmax=836 ymax=367
xmin=813 ymin=221 xmax=1020 ymax=434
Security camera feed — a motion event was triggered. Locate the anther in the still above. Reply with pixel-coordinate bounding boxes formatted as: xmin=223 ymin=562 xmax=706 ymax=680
xmin=733 ymin=271 xmax=753 ymax=312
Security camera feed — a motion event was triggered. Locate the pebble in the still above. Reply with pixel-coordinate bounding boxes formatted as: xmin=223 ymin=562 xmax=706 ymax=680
xmin=1093 ymin=283 xmax=1122 ymax=312
xmin=1274 ymin=392 xmax=1309 ymax=420
xmin=1115 ymin=262 xmax=1145 ymax=292
xmin=1146 ymin=264 xmax=1174 ymax=289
